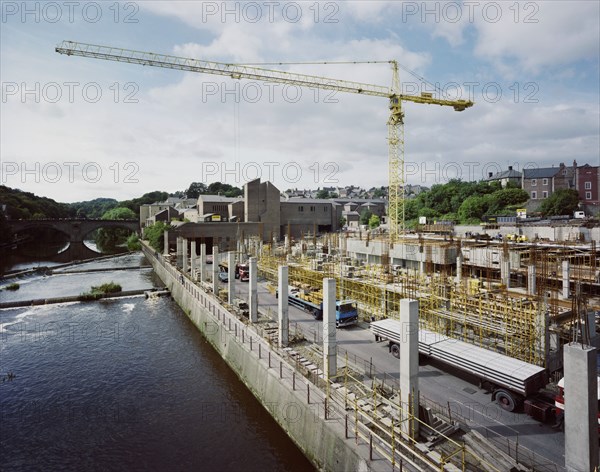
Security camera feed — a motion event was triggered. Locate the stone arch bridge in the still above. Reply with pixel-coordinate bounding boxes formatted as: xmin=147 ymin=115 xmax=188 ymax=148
xmin=7 ymin=219 xmax=139 ymax=260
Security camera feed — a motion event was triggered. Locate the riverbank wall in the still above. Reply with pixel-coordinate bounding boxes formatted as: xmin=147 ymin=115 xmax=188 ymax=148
xmin=141 ymin=243 xmax=375 ymax=472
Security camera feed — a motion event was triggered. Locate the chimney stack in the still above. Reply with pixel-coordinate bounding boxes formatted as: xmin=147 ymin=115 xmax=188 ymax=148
xmin=488 ymin=172 xmax=493 ymax=178
xmin=508 ymin=166 xmax=513 ymax=171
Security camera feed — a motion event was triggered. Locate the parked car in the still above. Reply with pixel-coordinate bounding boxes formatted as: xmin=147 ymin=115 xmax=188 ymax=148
xmin=206 ymin=255 xmax=213 ymax=264
xmin=218 ymin=271 xmax=228 ymax=283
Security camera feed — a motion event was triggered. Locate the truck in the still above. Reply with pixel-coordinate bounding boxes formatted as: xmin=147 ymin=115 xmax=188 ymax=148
xmin=554 ymin=374 xmax=600 ymax=430
xmin=370 ymin=318 xmax=548 ymax=412
xmin=281 ymin=286 xmax=359 ymax=327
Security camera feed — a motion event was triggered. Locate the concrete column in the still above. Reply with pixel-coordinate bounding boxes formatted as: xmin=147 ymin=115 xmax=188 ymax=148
xmin=176 ymin=237 xmax=183 ymax=268
xmin=456 ymin=253 xmax=463 ymax=284
xmin=564 ymin=343 xmax=599 ymax=472
xmin=228 ymin=251 xmax=235 ymax=305
xmin=323 ymin=278 xmax=337 ymax=379
xmin=562 ymin=260 xmax=570 ymax=299
xmin=249 ymin=257 xmax=258 ymax=323
xmin=200 ymin=243 xmax=206 ymax=283
xmin=163 ymin=230 xmax=169 ymax=256
xmin=527 ymin=265 xmax=536 ymax=295
xmin=278 ymin=265 xmax=289 ymax=348
xmin=284 ymin=234 xmax=290 ymax=253
xmin=190 ymin=240 xmax=196 ymax=281
xmin=419 ymin=250 xmax=425 ymax=273
xmin=212 ymin=245 xmax=219 ymax=295
xmin=501 ymin=253 xmax=510 ymax=288
xmin=182 ymin=238 xmax=188 ymax=273
xmin=400 ymin=299 xmax=419 ymax=439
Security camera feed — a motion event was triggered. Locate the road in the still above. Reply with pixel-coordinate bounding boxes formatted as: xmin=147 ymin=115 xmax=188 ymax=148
xmin=215 ymin=271 xmax=565 ymax=470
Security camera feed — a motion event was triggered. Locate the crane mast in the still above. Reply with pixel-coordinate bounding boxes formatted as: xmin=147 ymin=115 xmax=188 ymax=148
xmin=55 ymin=40 xmax=473 ymax=240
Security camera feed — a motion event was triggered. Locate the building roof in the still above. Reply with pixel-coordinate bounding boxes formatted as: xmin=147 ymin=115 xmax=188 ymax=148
xmin=523 ymin=168 xmax=560 ymax=179
xmin=486 ymin=169 xmax=522 ymax=181
xmin=198 ymin=195 xmax=237 ymax=203
xmin=281 ymin=197 xmax=339 ymax=204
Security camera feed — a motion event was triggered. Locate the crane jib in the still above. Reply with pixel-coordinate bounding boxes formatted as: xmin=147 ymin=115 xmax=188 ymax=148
xmin=55 ymin=40 xmax=474 ymax=241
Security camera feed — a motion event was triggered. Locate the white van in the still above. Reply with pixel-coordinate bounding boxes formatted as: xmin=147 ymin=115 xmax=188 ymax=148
xmin=573 ymin=211 xmax=586 ymax=219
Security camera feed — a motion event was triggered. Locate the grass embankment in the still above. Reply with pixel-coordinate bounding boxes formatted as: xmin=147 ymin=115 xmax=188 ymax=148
xmin=78 ymin=282 xmax=122 ymax=301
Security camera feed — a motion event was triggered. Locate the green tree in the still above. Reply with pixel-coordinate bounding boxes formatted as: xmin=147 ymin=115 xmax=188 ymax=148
xmin=144 ymin=221 xmax=170 ymax=252
xmin=538 ymin=189 xmax=580 ymax=216
xmin=207 ymin=182 xmax=243 ymax=198
xmin=95 ymin=207 xmax=137 ymax=252
xmin=360 ymin=209 xmax=373 ymax=225
xmin=458 ymin=195 xmax=488 ymax=222
xmin=185 ymin=182 xmax=208 ymax=199
xmin=316 ymin=189 xmax=330 ymax=199
xmin=368 ymin=214 xmax=380 ymax=228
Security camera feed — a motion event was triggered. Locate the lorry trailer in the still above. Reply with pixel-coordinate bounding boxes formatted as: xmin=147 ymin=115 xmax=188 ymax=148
xmin=370 ymin=318 xmax=548 ymax=412
xmin=281 ymin=286 xmax=358 ymax=327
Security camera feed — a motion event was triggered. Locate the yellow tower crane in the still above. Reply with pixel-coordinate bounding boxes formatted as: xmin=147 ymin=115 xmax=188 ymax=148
xmin=55 ymin=40 xmax=473 ymax=240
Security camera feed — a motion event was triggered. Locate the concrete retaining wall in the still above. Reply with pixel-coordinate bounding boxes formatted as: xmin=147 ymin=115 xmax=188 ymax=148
xmin=142 ymin=243 xmax=372 ymax=472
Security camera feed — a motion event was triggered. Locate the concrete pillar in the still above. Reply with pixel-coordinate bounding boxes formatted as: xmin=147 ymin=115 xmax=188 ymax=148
xmin=182 ymin=238 xmax=188 ymax=273
xmin=190 ymin=240 xmax=196 ymax=280
xmin=176 ymin=237 xmax=183 ymax=268
xmin=456 ymin=253 xmax=463 ymax=284
xmin=323 ymin=278 xmax=337 ymax=379
xmin=527 ymin=265 xmax=536 ymax=295
xmin=228 ymin=251 xmax=235 ymax=305
xmin=564 ymin=343 xmax=599 ymax=472
xmin=212 ymin=245 xmax=219 ymax=295
xmin=399 ymin=299 xmax=419 ymax=439
xmin=562 ymin=260 xmax=570 ymax=299
xmin=419 ymin=251 xmax=425 ymax=273
xmin=501 ymin=253 xmax=510 ymax=288
xmin=249 ymin=257 xmax=258 ymax=323
xmin=278 ymin=265 xmax=289 ymax=348
xmin=163 ymin=230 xmax=169 ymax=256
xmin=200 ymin=243 xmax=206 ymax=283
xmin=284 ymin=234 xmax=290 ymax=253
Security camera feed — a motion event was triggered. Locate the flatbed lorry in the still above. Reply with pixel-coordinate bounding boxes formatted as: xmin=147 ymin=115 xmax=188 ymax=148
xmin=370 ymin=318 xmax=548 ymax=412
xmin=278 ymin=286 xmax=358 ymax=327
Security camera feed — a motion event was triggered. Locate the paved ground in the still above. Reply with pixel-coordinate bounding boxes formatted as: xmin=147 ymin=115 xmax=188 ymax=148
xmin=216 ymin=270 xmax=566 ymax=470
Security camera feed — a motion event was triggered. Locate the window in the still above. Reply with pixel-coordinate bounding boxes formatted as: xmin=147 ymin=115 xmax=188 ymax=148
xmin=542 ymin=178 xmax=548 ymax=186
xmin=585 ymin=181 xmax=592 ymax=190
xmin=298 ymin=206 xmax=304 ymax=212
xmin=531 ymin=191 xmax=537 ymax=199
xmin=542 ymin=191 xmax=548 ymax=198
xmin=586 ymin=192 xmax=592 ymax=200
xmin=531 ymin=179 xmax=537 ymax=186
xmin=310 ymin=206 xmax=315 ymax=212
xmin=324 ymin=206 xmax=328 ymax=212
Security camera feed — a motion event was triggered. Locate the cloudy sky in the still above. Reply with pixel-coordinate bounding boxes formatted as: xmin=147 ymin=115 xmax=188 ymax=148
xmin=1 ymin=1 xmax=599 ymax=202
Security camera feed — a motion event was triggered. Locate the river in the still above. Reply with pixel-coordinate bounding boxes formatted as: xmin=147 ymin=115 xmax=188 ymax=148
xmin=0 ymin=253 xmax=314 ymax=471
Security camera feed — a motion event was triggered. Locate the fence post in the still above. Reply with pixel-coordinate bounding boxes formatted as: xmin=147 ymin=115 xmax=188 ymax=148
xmin=307 ymin=384 xmax=310 ymax=404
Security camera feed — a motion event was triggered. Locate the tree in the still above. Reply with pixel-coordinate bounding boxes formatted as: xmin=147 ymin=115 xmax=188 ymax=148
xmin=95 ymin=207 xmax=137 ymax=252
xmin=144 ymin=221 xmax=170 ymax=252
xmin=316 ymin=189 xmax=330 ymax=199
xmin=538 ymin=189 xmax=580 ymax=216
xmin=185 ymin=182 xmax=208 ymax=199
xmin=368 ymin=214 xmax=380 ymax=229
xmin=458 ymin=195 xmax=488 ymax=222
xmin=360 ymin=209 xmax=373 ymax=225
xmin=207 ymin=182 xmax=243 ymax=197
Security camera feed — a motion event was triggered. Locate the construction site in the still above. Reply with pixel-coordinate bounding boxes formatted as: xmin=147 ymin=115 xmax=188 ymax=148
xmin=254 ymin=230 xmax=599 ymax=373
xmin=55 ymin=40 xmax=600 ymax=471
